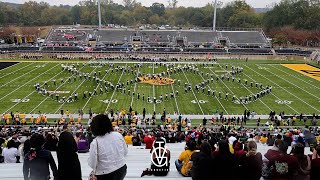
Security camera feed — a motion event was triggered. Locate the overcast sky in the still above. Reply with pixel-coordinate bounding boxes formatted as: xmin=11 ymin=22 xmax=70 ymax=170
xmin=3 ymin=0 xmax=281 ymax=8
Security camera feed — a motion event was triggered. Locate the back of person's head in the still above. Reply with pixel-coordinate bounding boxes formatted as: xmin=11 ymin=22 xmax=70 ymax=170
xmin=276 ymin=134 xmax=282 ymax=140
xmin=30 ymin=133 xmax=45 ymax=151
xmin=200 ymin=142 xmax=212 ymax=156
xmin=7 ymin=140 xmax=16 ymax=149
xmin=75 ymin=132 xmax=81 ymax=138
xmin=58 ymin=131 xmax=77 ymax=153
xmin=292 ymin=143 xmax=305 ymax=161
xmin=90 ymin=114 xmax=113 ymax=136
xmin=186 ymin=139 xmax=197 ymax=151
xmin=274 ymin=139 xmax=282 ymax=147
xmin=278 ymin=141 xmax=288 ymax=154
xmin=218 ymin=140 xmax=230 ymax=155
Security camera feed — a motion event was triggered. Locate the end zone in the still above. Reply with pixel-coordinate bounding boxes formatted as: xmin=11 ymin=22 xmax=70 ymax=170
xmin=282 ymin=64 xmax=320 ymax=81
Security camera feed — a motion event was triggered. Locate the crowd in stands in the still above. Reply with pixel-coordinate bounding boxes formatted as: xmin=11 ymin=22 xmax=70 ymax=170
xmin=0 ymin=113 xmax=320 ymax=179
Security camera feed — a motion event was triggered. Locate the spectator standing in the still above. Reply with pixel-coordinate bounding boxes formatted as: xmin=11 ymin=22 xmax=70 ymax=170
xmin=57 ymin=130 xmax=82 ymax=180
xmin=88 ymin=114 xmax=128 ymax=180
xmin=23 ymin=134 xmax=57 ymax=180
xmin=1 ymin=140 xmax=19 ymax=163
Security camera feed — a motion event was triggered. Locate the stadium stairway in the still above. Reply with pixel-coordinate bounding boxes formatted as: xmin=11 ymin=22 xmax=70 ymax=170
xmin=0 ymin=143 xmax=311 ymax=179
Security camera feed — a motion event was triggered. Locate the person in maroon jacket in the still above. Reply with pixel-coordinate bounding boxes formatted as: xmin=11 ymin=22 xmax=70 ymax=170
xmin=143 ymin=132 xmax=155 ymax=149
xmin=311 ymin=145 xmax=320 ymax=180
xmin=269 ymin=140 xmax=299 ymax=180
xmin=239 ymin=141 xmax=262 ymax=180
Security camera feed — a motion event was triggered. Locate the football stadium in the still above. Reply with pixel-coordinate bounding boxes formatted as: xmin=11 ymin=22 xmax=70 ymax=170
xmin=0 ymin=0 xmax=320 ymax=179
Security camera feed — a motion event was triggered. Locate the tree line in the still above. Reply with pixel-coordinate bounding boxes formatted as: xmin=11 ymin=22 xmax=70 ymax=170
xmin=1 ymin=0 xmax=320 ymax=45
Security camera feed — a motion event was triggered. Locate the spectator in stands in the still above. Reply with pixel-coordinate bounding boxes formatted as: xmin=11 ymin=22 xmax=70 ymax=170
xmin=291 ymin=143 xmax=311 ymax=179
xmin=144 ymin=132 xmax=155 ymax=149
xmin=23 ymin=133 xmax=57 ymax=180
xmin=57 ymin=130 xmax=82 ymax=180
xmin=88 ymin=114 xmax=128 ymax=180
xmin=233 ymin=141 xmax=246 ymax=163
xmin=1 ymin=139 xmax=19 ymax=163
xmin=212 ymin=140 xmax=237 ymax=180
xmin=43 ymin=133 xmax=58 ymax=151
xmin=266 ymin=133 xmax=275 ymax=146
xmin=311 ymin=145 xmax=320 ymax=180
xmin=190 ymin=141 xmax=213 ymax=180
xmin=175 ymin=139 xmax=196 ymax=177
xmin=239 ymin=141 xmax=262 ymax=180
xmin=132 ymin=132 xmax=142 ymax=146
xmin=269 ymin=140 xmax=299 ymax=179
xmin=124 ymin=132 xmax=133 ymax=145
xmin=259 ymin=134 xmax=268 ymax=144
xmin=141 ymin=138 xmax=170 ymax=177
xmin=77 ymin=134 xmax=89 ymax=153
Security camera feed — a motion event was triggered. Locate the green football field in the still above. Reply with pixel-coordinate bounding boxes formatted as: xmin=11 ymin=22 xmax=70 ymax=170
xmin=0 ymin=59 xmax=319 ymax=116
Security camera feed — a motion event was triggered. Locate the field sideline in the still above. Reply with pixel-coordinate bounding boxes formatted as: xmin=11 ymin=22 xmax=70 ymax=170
xmin=0 ymin=60 xmax=319 ymax=116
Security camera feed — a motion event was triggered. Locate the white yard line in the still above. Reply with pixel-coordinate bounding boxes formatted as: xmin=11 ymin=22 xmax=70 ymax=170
xmin=104 ymin=64 xmax=127 ymax=113
xmin=0 ymin=62 xmax=35 ymax=79
xmin=29 ymin=66 xmax=86 ymax=114
xmin=264 ymin=66 xmax=320 ymax=101
xmin=0 ymin=63 xmax=56 ymax=102
xmin=130 ymin=66 xmax=140 ymax=107
xmin=208 ymin=67 xmax=249 ymax=111
xmin=270 ymin=64 xmax=320 ymax=90
xmin=241 ymin=69 xmax=298 ymax=113
xmin=245 ymin=65 xmax=320 ymax=113
xmin=0 ymin=63 xmax=47 ymax=88
xmin=82 ymin=66 xmax=111 ymax=110
xmin=152 ymin=63 xmax=156 ymax=112
xmin=181 ymin=69 xmax=205 ymax=115
xmin=54 ymin=67 xmax=99 ymax=114
xmin=168 ymin=67 xmax=180 ymax=114
xmin=5 ymin=64 xmax=65 ymax=112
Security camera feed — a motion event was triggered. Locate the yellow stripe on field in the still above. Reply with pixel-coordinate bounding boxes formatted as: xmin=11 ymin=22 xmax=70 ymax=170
xmin=282 ymin=64 xmax=320 ymax=81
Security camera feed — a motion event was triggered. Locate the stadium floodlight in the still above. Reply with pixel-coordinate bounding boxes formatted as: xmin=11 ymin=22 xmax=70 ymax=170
xmin=213 ymin=0 xmax=223 ymax=32
xmin=98 ymin=0 xmax=102 ymax=29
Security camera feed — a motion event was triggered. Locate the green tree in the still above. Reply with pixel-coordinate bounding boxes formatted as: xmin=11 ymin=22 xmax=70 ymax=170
xmin=150 ymin=3 xmax=165 ymax=16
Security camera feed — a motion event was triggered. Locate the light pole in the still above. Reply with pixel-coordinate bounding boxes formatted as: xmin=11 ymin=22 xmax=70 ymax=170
xmin=98 ymin=0 xmax=102 ymax=29
xmin=213 ymin=0 xmax=223 ymax=32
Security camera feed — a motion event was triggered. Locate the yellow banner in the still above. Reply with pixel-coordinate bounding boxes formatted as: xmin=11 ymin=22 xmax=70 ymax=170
xmin=282 ymin=64 xmax=320 ymax=81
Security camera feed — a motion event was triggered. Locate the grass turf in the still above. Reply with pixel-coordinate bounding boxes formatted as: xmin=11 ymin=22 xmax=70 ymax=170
xmin=0 ymin=60 xmax=319 ymax=116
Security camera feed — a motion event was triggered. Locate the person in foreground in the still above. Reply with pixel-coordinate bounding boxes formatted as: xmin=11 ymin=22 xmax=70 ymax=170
xmin=88 ymin=114 xmax=128 ymax=180
xmin=57 ymin=129 xmax=82 ymax=180
xmin=141 ymin=138 xmax=171 ymax=177
xmin=175 ymin=139 xmax=197 ymax=177
xmin=23 ymin=133 xmax=57 ymax=180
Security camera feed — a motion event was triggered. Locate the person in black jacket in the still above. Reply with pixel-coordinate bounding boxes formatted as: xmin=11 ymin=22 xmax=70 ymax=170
xmin=23 ymin=133 xmax=57 ymax=180
xmin=57 ymin=130 xmax=82 ymax=180
xmin=190 ymin=141 xmax=213 ymax=180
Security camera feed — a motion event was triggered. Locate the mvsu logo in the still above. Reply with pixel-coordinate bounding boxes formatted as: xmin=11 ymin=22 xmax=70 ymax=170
xmin=151 ymin=141 xmax=168 ymax=168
